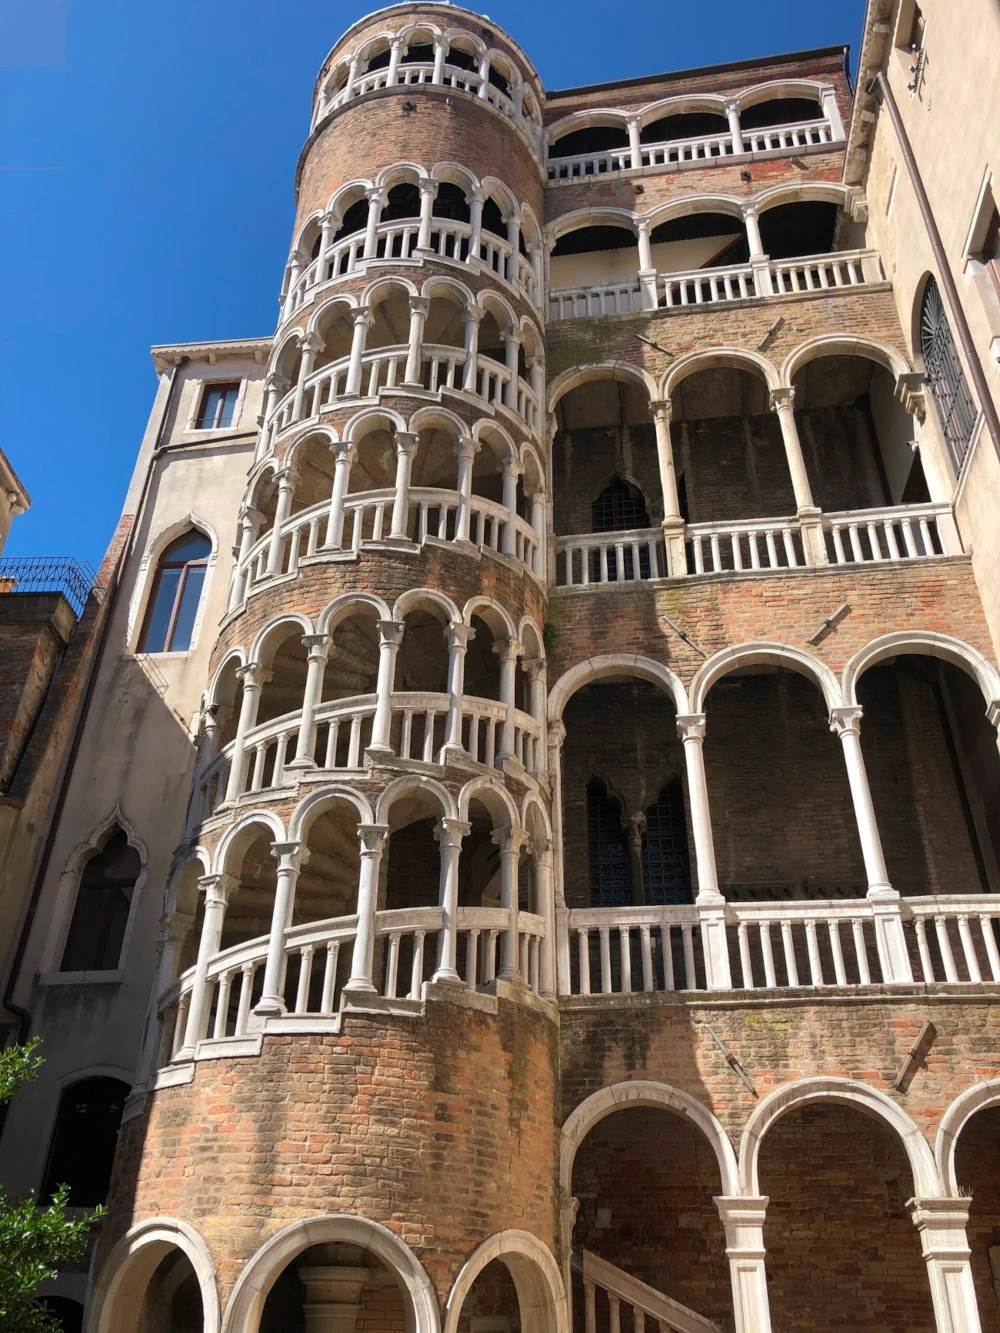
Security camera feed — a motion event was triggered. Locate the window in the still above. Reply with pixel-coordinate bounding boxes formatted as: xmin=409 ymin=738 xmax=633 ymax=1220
xmin=41 ymin=1077 xmax=129 ymax=1207
xmin=920 ymin=278 xmax=979 ymax=470
xmin=641 ymin=781 xmax=692 ymax=906
xmin=61 ymin=828 xmax=140 ymax=972
xmin=978 ymin=204 xmax=1000 ymax=300
xmin=194 ymin=380 xmax=240 ymax=430
xmin=586 ymin=778 xmax=631 ymax=908
xmin=139 ymin=530 xmax=211 ymax=653
xmin=591 ymin=477 xmax=651 ymax=580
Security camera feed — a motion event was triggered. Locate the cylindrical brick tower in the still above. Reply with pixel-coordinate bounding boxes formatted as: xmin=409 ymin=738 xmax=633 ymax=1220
xmin=93 ymin=8 xmax=562 ymax=1331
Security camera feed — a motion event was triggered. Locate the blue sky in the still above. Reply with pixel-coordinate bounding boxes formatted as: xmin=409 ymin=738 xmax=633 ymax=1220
xmin=1 ymin=0 xmax=866 ymax=568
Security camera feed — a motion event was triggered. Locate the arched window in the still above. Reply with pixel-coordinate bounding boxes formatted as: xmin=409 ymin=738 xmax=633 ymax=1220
xmin=139 ymin=530 xmax=211 ymax=653
xmin=61 ymin=829 xmax=141 ymax=972
xmin=41 ymin=1077 xmax=130 ymax=1207
xmin=641 ymin=780 xmax=692 ymax=905
xmin=586 ymin=778 xmax=631 ymax=907
xmin=920 ymin=277 xmax=978 ymax=469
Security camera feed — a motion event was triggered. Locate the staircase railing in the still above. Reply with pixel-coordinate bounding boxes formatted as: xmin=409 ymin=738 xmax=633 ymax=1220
xmin=573 ymin=1248 xmax=723 ymax=1333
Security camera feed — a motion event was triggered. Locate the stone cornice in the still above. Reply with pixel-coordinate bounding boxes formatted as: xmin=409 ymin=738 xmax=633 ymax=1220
xmin=150 ymin=338 xmax=271 ymax=374
xmin=843 ymin=0 xmax=895 ymax=188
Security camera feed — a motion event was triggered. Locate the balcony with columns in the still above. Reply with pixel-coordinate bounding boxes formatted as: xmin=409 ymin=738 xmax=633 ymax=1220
xmin=551 ymin=354 xmax=960 ymax=589
xmin=546 ymin=190 xmax=879 ymax=322
xmin=279 ymin=172 xmax=544 ymax=331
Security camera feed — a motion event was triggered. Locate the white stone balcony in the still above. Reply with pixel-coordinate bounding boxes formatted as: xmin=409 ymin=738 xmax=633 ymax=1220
xmin=547 ymin=248 xmax=884 ymax=322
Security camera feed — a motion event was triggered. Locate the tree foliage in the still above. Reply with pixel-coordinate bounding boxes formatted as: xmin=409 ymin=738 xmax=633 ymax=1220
xmin=0 ymin=1040 xmax=101 ymax=1333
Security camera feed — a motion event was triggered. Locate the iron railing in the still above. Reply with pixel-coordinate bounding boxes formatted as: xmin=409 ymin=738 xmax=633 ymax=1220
xmin=0 ymin=558 xmax=97 ymax=615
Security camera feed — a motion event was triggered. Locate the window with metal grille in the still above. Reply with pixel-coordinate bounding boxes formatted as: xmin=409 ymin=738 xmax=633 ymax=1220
xmin=194 ymin=381 xmax=240 ymax=430
xmin=641 ymin=780 xmax=692 ymax=905
xmin=61 ymin=829 xmax=140 ymax=972
xmin=920 ymin=278 xmax=978 ymax=470
xmin=586 ymin=778 xmax=631 ymax=907
xmin=590 ymin=477 xmax=652 ymax=581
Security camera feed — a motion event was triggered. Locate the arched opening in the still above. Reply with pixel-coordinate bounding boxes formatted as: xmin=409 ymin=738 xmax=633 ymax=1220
xmin=424 ymin=287 xmax=467 ymax=351
xmin=549 ymin=121 xmax=629 ymax=173
xmin=446 ymin=36 xmax=479 ymax=74
xmin=257 ymin=628 xmax=308 ymax=728
xmin=570 ymin=1105 xmax=731 ymax=1329
xmin=248 ymin=470 xmax=279 ymax=542
xmin=350 ymin=416 xmax=397 ymax=494
xmin=362 ymin=40 xmax=393 ymax=74
xmin=955 ymin=1104 xmax=1000 ymax=1330
xmin=61 ymin=827 xmax=140 ymax=972
xmin=91 ymin=1235 xmax=214 ymax=1333
xmin=549 ymin=224 xmax=638 ymax=297
xmin=758 ymin=196 xmax=863 ymax=262
xmin=641 ymin=108 xmax=730 ymax=150
xmin=332 ymin=192 xmax=368 ymax=247
xmin=759 ymin=1101 xmax=934 ymax=1331
xmin=399 ymin=30 xmax=435 ymax=66
xmin=134 ymin=1248 xmax=205 ymax=1333
xmin=389 ymin=605 xmax=451 ymax=760
xmin=313 ymin=301 xmax=355 ymax=373
xmin=367 ymin=283 xmax=412 ymax=350
xmin=288 ymin=433 xmax=337 ymax=515
xmin=220 ymin=825 xmax=277 ymax=953
xmin=651 ymin=210 xmax=748 ymax=281
xmin=740 ymin=93 xmax=824 ymax=130
xmin=41 ymin=1076 xmax=130 ymax=1207
xmin=260 ymin=1242 xmax=410 ymax=1333
xmin=790 ymin=354 xmax=927 ymax=520
xmin=919 ymin=276 xmax=979 ymax=471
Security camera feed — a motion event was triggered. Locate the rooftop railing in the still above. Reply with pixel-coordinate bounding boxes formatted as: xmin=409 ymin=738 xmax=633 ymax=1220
xmin=0 ymin=557 xmax=97 ymax=616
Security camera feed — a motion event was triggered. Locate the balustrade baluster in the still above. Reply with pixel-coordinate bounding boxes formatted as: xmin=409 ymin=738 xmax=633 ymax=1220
xmin=914 ymin=918 xmax=934 ymax=982
xmin=681 ymin=924 xmax=696 ymax=989
xmin=901 ymin=519 xmax=919 ymax=557
xmin=578 ymin=929 xmax=591 ymax=995
xmin=780 ymin=920 xmax=799 ymax=986
xmin=866 ymin=522 xmax=882 ymax=560
xmin=980 ymin=915 xmax=1000 ymax=981
xmin=748 ymin=532 xmax=761 ymax=570
xmin=640 ymin=926 xmax=653 ymax=991
xmin=373 ymin=501 xmax=386 ymax=542
xmin=410 ymin=931 xmax=426 ymax=1000
xmin=852 ymin=919 xmax=872 ymax=983
xmin=884 ymin=521 xmax=901 ymax=559
xmin=250 ymin=743 xmax=267 ymax=793
xmin=347 ymin=714 xmax=362 ymax=767
xmin=213 ymin=971 xmax=233 ymax=1038
xmin=584 ymin=1279 xmax=596 ymax=1333
xmin=400 ymin=711 xmax=413 ymax=759
xmin=805 ymin=920 xmax=824 ymax=985
xmin=273 ymin=732 xmax=291 ymax=787
xmin=957 ymin=916 xmax=981 ymax=982
xmin=619 ymin=928 xmax=632 ymax=993
xmin=661 ymin=927 xmax=675 ymax=991
xmin=295 ymin=945 xmax=314 ymax=1014
xmin=828 ymin=921 xmax=847 ymax=985
xmin=422 ymin=711 xmax=437 ymax=763
xmin=324 ymin=719 xmax=340 ymax=769
xmin=599 ymin=928 xmax=612 ymax=993
xmin=384 ymin=932 xmax=401 ymax=998
xmin=321 ymin=941 xmax=340 ymax=1012
xmin=236 ymin=963 xmax=255 ymax=1035
xmin=737 ymin=921 xmax=754 ymax=988
xmin=935 ymin=916 xmax=959 ymax=982
xmin=919 ymin=517 xmax=933 ymax=554
xmin=484 ymin=718 xmax=496 ymax=768
xmin=848 ymin=522 xmax=864 ymax=562
xmin=465 ymin=929 xmax=480 ymax=988
xmin=519 ymin=932 xmax=530 ymax=980
xmin=171 ymin=995 xmax=190 ymax=1059
xmin=760 ymin=923 xmax=777 ymax=987
xmin=609 ymin=1293 xmax=621 ymax=1333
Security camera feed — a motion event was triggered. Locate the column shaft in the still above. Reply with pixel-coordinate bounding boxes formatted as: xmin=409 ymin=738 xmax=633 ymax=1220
xmin=433 ymin=819 xmax=471 ymax=983
xmin=345 ymin=826 xmax=388 ymax=992
xmin=370 ymin=621 xmax=405 ymax=752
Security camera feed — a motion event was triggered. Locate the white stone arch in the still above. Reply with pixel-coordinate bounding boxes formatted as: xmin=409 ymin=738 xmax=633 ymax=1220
xmin=518 ymin=614 xmax=545 ymax=661
xmin=306 ymin=291 xmax=360 ymax=338
xmin=317 ymin=591 xmax=391 ymax=636
xmin=457 ymin=776 xmax=521 ymax=827
xmin=462 ymin=594 xmax=517 ymax=640
xmin=421 ymin=271 xmax=477 ymax=307
xmin=164 ymin=845 xmax=211 ymax=915
xmin=288 ymin=783 xmax=375 ymax=843
xmin=485 ymin=45 xmax=522 ymax=93
xmin=739 ymin=1076 xmax=941 ymax=1197
xmin=344 ymin=405 xmax=409 ymax=447
xmin=546 ymin=107 xmax=629 ymax=148
xmin=661 ymin=347 xmax=781 ymax=400
xmin=636 ymin=92 xmax=728 ymax=131
xmin=444 ymin=1230 xmax=568 ymax=1333
xmin=520 ymin=790 xmax=553 ymax=842
xmin=362 ymin=274 xmax=420 ymax=312
xmin=779 ymin=332 xmax=911 ymax=390
xmin=548 ymin=362 xmax=657 ymax=417
xmin=753 ymin=179 xmax=856 ymax=217
xmin=221 ymin=1215 xmax=439 ymax=1333
xmin=474 ymin=285 xmax=519 ymax=332
xmin=442 ymin=25 xmax=486 ymax=60
xmin=409 ymin=403 xmax=468 ymax=442
xmin=396 ymin=18 xmax=445 ymax=46
xmin=560 ymin=1081 xmax=739 ymax=1199
xmin=736 ymin=77 xmax=829 ymax=112
xmin=250 ymin=611 xmax=316 ymax=667
xmin=472 ymin=417 xmax=518 ymax=464
xmin=212 ymin=809 xmax=287 ymax=876
xmin=40 ymin=804 xmax=150 ymax=976
xmin=374 ymin=160 xmax=430 ymax=192
xmin=287 ymin=209 xmax=325 ymax=267
xmin=207 ymin=649 xmax=247 ymax=706
xmin=376 ymin=773 xmax=458 ymax=826
xmin=285 ymin=425 xmax=341 ymax=475
xmin=643 ymin=193 xmax=746 ymax=234
xmin=127 ymin=512 xmax=219 ymax=652
xmin=937 ymin=1081 xmax=1000 ymax=1195
xmin=689 ymin=642 xmax=843 ymax=715
xmin=393 ymin=586 xmax=461 ymax=625
xmin=355 ymin=29 xmax=400 ymax=69
xmin=518 ymin=440 xmax=546 ymax=495
xmin=842 ymin=630 xmax=1000 ymax=713
xmin=325 ymin=177 xmax=375 ymax=225
xmin=480 ymin=174 xmax=519 ymax=221
xmin=548 ymin=654 xmax=689 ymax=724
xmin=88 ymin=1216 xmax=220 ymax=1333
xmin=519 ymin=202 xmax=544 ymax=248
xmin=546 ymin=205 xmax=637 ymax=246
xmin=268 ymin=327 xmax=306 ymax=380
xmin=430 ymin=160 xmax=479 ymax=195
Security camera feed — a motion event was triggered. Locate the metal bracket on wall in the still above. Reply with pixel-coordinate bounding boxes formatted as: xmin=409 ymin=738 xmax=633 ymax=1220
xmin=808 ymin=602 xmax=851 ymax=645
xmin=893 ymin=1020 xmax=937 ymax=1092
xmin=704 ymin=1022 xmax=758 ymax=1097
xmin=660 ymin=614 xmax=707 ymax=657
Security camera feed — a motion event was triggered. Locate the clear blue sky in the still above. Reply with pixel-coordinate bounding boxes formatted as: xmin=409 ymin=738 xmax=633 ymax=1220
xmin=1 ymin=0 xmax=866 ymax=568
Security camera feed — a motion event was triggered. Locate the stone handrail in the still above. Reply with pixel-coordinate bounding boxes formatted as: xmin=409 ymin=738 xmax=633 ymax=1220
xmin=555 ymin=527 xmax=666 ymax=586
xmin=822 ymin=501 xmax=955 ymax=564
xmin=573 ymin=1247 xmax=723 ymax=1333
xmin=686 ymin=516 xmax=803 ymax=574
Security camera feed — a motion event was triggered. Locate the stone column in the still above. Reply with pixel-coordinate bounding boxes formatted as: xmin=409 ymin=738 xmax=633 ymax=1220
xmin=534 ymin=839 xmax=556 ymax=997
xmin=266 ymin=467 xmax=297 ymax=576
xmin=293 ymin=332 xmax=324 ymax=420
xmin=627 ymin=115 xmax=643 ymax=169
xmin=259 ymin=372 xmax=289 ymax=456
xmin=506 ymin=208 xmax=521 ymax=284
xmin=369 ymin=620 xmax=405 ymax=754
xmin=454 ymin=435 xmax=480 ymax=542
xmin=315 ymin=212 xmax=336 ymax=282
xmin=649 ymin=398 xmax=686 ymax=574
xmin=530 ymin=246 xmax=544 ymax=308
xmin=502 ymin=330 xmax=521 ymax=410
xmin=324 ymin=442 xmax=356 ymax=548
xmin=287 ymin=634 xmax=330 ymax=770
xmin=637 ymin=220 xmax=658 ymax=310
xmin=385 ymin=37 xmax=403 ymax=86
xmin=908 ymin=1198 xmax=984 ymax=1333
xmin=343 ymin=55 xmax=359 ymax=100
xmin=462 ymin=306 xmax=484 ymax=391
xmin=345 ymin=825 xmax=389 ymax=993
xmin=529 ymin=489 xmax=546 ymax=576
xmin=296 ymin=1264 xmax=370 ymax=1333
xmin=432 ymin=38 xmax=447 ymax=83
xmin=344 ymin=306 xmax=373 ymax=397
xmin=433 ymin=818 xmax=472 ymax=983
xmin=227 ymin=506 xmax=264 ymax=612
xmin=745 ymin=206 xmax=773 ymax=297
xmin=501 ymin=456 xmax=523 ymax=555
xmin=715 ymin=1197 xmax=773 ymax=1333
xmin=725 ymin=98 xmax=745 ymax=154
xmin=467 ymin=188 xmax=485 ymax=265
xmin=403 ymin=296 xmax=430 ymax=386
xmin=626 ymin=813 xmax=646 ymax=907
xmin=444 ymin=622 xmax=474 ymax=754
xmin=284 ymin=250 xmax=306 ymax=315
xmin=529 ymin=355 xmax=546 ymax=422
xmin=224 ymin=663 xmax=270 ymax=804
xmin=389 ymin=432 xmax=418 ymax=539
xmin=180 ymin=873 xmax=238 ymax=1056
xmin=495 ymin=637 xmax=523 ymax=764
xmin=363 ymin=188 xmax=386 ymax=259
xmin=415 ymin=178 xmax=438 ymax=255
xmin=676 ymin=713 xmax=731 ymax=989
xmin=521 ymin=657 xmax=548 ymax=774
xmin=494 ymin=826 xmax=528 ymax=980
xmin=477 ymin=54 xmax=490 ymax=98
xmin=769 ymin=387 xmax=825 ymax=564
xmin=255 ymin=842 xmax=309 ymax=1015
xmin=829 ymin=706 xmax=912 ymax=982
xmin=548 ymin=720 xmax=571 ymax=992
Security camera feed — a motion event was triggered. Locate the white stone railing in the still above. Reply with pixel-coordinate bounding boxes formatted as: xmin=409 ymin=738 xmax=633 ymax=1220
xmin=547 ymin=248 xmax=884 ymax=323
xmin=163 ymin=904 xmax=546 ymax=1057
xmin=686 ymin=517 xmax=803 ymax=575
xmin=555 ymin=528 xmax=666 ymax=586
xmin=573 ymin=1248 xmax=722 ymax=1333
xmin=546 ymin=116 xmax=837 ymax=180
xmin=561 ymin=896 xmax=1000 ymax=997
xmin=823 ymin=502 xmax=952 ymax=565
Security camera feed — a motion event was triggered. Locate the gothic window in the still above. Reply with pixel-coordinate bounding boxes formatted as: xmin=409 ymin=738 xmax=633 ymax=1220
xmin=194 ymin=381 xmax=240 ymax=430
xmin=61 ymin=829 xmax=141 ymax=972
xmin=41 ymin=1077 xmax=130 ymax=1207
xmin=139 ymin=530 xmax=211 ymax=653
xmin=920 ymin=277 xmax=978 ymax=470
xmin=586 ymin=778 xmax=631 ymax=908
xmin=591 ymin=477 xmax=651 ymax=580
xmin=641 ymin=780 xmax=692 ymax=905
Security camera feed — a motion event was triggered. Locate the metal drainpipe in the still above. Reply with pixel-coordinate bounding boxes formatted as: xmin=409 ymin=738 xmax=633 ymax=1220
xmin=872 ymin=71 xmax=1000 ymax=466
xmin=0 ymin=357 xmax=190 ymax=1063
